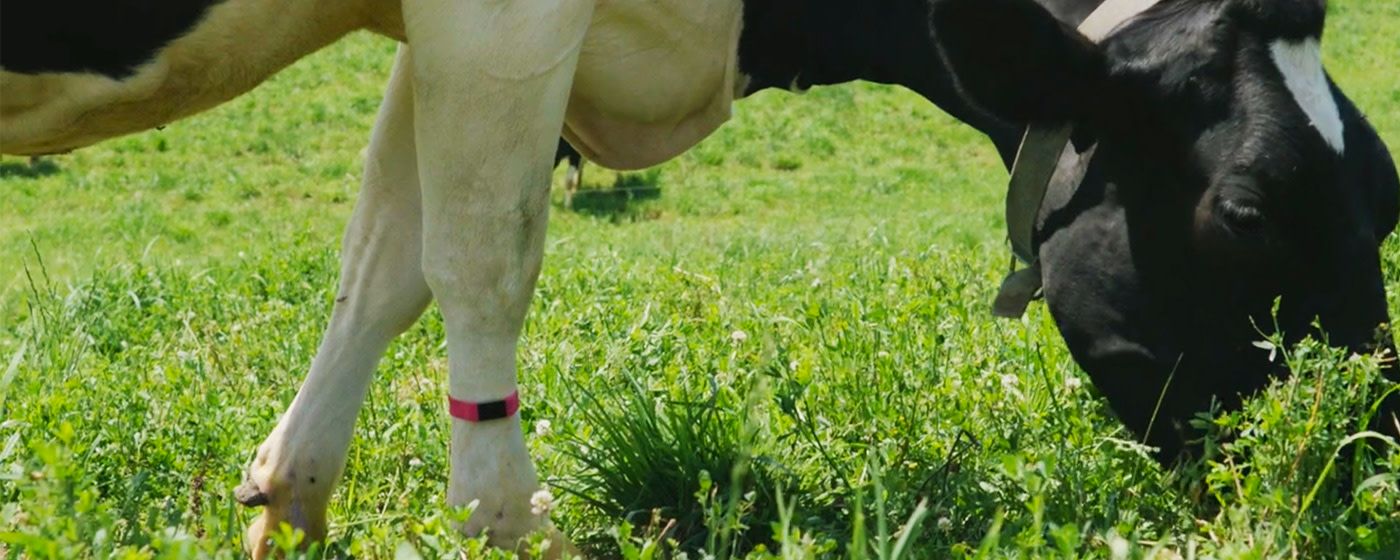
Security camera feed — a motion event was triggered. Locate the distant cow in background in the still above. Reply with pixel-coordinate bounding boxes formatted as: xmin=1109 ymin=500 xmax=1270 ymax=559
xmin=3 ymin=0 xmax=1396 ymax=557
xmin=555 ymin=138 xmax=584 ymax=209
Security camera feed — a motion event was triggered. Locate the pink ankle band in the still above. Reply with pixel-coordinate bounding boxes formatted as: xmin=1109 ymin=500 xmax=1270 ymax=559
xmin=448 ymin=391 xmax=520 ymax=422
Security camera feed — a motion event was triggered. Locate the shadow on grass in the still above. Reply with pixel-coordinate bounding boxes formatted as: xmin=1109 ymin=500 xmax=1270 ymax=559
xmin=568 ymin=170 xmax=663 ymax=223
xmin=0 ymin=157 xmax=61 ymax=179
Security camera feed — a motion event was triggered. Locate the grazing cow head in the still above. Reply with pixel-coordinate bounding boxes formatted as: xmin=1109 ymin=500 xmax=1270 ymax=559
xmin=932 ymin=0 xmax=1400 ymax=460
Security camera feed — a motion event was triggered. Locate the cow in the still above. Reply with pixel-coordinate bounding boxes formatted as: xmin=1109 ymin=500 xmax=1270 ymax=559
xmin=743 ymin=0 xmax=1400 ymax=459
xmin=928 ymin=0 xmax=1400 ymax=462
xmin=2 ymin=0 xmax=1396 ymax=557
xmin=555 ymin=139 xmax=585 ymax=210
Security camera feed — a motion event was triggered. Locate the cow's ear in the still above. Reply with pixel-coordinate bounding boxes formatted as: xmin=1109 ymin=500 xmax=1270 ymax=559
xmin=932 ymin=0 xmax=1107 ymax=125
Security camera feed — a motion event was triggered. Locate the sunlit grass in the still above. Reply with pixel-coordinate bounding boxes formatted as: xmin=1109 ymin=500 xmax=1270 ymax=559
xmin=3 ymin=1 xmax=1398 ymax=557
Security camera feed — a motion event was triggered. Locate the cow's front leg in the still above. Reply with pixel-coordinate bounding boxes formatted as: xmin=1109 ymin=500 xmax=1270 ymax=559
xmin=403 ymin=0 xmax=591 ymax=553
xmin=236 ymin=49 xmax=432 ymax=558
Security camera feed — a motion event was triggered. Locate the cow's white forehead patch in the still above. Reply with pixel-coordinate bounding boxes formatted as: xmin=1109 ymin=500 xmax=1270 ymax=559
xmin=1269 ymin=38 xmax=1345 ymax=154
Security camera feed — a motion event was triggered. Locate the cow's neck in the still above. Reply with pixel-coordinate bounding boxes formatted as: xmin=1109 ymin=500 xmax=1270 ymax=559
xmin=737 ymin=0 xmax=1108 ymax=170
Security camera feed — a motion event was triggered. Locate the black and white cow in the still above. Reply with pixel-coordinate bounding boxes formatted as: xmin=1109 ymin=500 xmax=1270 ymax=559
xmin=741 ymin=0 xmax=1400 ymax=458
xmin=928 ymin=0 xmax=1400 ymax=461
xmin=2 ymin=0 xmax=1396 ymax=556
xmin=555 ymin=139 xmax=585 ymax=209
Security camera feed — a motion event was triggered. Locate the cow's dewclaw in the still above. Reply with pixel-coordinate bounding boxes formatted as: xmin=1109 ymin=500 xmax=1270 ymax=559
xmin=232 ymin=479 xmax=269 ymax=508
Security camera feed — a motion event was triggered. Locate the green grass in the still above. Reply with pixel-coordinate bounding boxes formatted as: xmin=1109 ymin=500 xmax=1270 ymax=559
xmin=3 ymin=1 xmax=1400 ymax=557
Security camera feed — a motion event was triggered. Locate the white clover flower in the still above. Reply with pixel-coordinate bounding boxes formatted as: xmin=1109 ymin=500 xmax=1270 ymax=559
xmin=1107 ymin=531 xmax=1131 ymax=559
xmin=937 ymin=517 xmax=952 ymax=531
xmin=1065 ymin=376 xmax=1083 ymax=391
xmin=730 ymin=330 xmax=749 ymax=344
xmin=1252 ymin=339 xmax=1279 ymax=362
xmin=530 ymin=489 xmax=555 ymax=516
xmin=1000 ymin=374 xmax=1024 ymax=400
xmin=535 ymin=419 xmax=552 ymax=436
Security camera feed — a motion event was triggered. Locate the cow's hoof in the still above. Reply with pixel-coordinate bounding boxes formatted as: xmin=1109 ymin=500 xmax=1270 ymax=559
xmin=241 ymin=507 xmax=328 ymax=559
xmin=243 ymin=512 xmax=276 ymax=560
xmin=235 ymin=475 xmax=328 ymax=559
xmin=493 ymin=525 xmax=580 ymax=560
xmin=527 ymin=526 xmax=582 ymax=559
xmin=455 ymin=497 xmax=578 ymax=558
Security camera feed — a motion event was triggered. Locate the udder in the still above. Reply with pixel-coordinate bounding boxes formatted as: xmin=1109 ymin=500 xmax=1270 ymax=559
xmin=562 ymin=0 xmax=744 ymax=170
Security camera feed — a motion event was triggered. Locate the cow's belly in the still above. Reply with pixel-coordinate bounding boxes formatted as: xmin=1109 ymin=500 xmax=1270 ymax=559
xmin=2 ymin=0 xmax=740 ymax=166
xmin=0 ymin=0 xmax=369 ymax=156
xmin=563 ymin=0 xmax=744 ymax=170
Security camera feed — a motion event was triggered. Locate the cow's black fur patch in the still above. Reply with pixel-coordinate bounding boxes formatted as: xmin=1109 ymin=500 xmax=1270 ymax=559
xmin=1 ymin=0 xmax=225 ymax=79
xmin=736 ymin=0 xmax=1024 ymax=166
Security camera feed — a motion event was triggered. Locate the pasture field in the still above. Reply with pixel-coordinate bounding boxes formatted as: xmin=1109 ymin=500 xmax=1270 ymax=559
xmin=3 ymin=2 xmax=1399 ymax=558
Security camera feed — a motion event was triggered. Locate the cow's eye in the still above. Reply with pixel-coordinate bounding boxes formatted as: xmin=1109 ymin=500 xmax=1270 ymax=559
xmin=1217 ymin=197 xmax=1266 ymax=234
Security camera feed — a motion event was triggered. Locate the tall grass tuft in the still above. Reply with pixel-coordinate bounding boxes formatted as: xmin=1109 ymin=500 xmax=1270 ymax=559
xmin=1179 ymin=332 xmax=1400 ymax=557
xmin=556 ymin=375 xmax=784 ymax=556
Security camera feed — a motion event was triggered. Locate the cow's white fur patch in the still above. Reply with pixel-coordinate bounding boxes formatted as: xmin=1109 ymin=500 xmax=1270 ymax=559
xmin=0 ymin=0 xmax=368 ymax=155
xmin=1269 ymin=38 xmax=1345 ymax=153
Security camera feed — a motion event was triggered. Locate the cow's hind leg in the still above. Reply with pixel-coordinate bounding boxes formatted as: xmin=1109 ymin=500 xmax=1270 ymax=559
xmin=403 ymin=0 xmax=590 ymax=554
xmin=236 ymin=48 xmax=431 ymax=558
